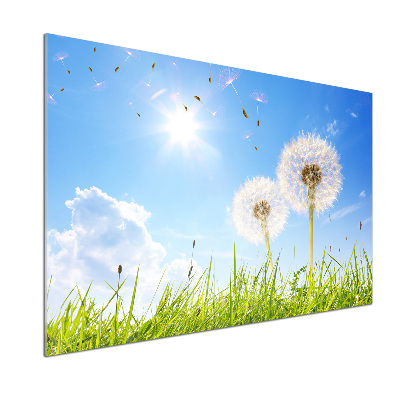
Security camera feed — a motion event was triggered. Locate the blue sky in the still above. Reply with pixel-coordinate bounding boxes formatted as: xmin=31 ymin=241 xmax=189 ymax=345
xmin=46 ymin=34 xmax=372 ymax=317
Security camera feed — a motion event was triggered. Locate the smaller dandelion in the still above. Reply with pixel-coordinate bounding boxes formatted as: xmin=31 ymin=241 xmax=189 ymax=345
xmin=232 ymin=176 xmax=288 ymax=272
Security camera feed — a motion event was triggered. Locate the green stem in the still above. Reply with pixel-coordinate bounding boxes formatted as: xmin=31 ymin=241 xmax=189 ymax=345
xmin=307 ymin=186 xmax=315 ymax=278
xmin=262 ymin=226 xmax=273 ymax=274
xmin=309 ymin=202 xmax=314 ymax=276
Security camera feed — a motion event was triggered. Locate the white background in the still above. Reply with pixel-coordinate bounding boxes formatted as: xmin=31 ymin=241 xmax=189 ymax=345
xmin=1 ymin=1 xmax=399 ymax=399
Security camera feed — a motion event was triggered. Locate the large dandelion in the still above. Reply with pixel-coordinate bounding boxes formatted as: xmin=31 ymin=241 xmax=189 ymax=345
xmin=277 ymin=133 xmax=342 ymax=274
xmin=232 ymin=177 xmax=289 ymax=272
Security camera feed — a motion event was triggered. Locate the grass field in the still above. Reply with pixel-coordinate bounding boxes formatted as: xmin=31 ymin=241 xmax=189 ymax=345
xmin=46 ymin=244 xmax=372 ymax=356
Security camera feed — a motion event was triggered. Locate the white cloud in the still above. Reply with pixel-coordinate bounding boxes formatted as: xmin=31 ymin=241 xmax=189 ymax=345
xmin=362 ymin=216 xmax=372 ymax=226
xmin=47 ymin=187 xmax=201 ymax=318
xmin=359 ymin=190 xmax=366 ymax=198
xmin=326 ymin=119 xmax=338 ymax=137
xmin=346 ymin=109 xmax=358 ymax=118
xmin=322 ymin=202 xmax=363 ymax=224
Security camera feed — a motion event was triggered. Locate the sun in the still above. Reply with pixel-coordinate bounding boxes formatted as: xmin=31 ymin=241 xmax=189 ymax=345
xmin=165 ymin=109 xmax=198 ymax=145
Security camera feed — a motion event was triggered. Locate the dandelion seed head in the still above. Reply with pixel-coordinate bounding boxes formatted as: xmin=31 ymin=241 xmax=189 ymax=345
xmin=253 ymin=200 xmax=271 ymax=220
xmin=53 ymin=52 xmax=68 ymax=62
xmin=232 ymin=176 xmax=289 ymax=244
xmin=217 ymin=68 xmax=241 ymax=91
xmin=301 ymin=163 xmax=322 ymax=187
xmin=277 ymin=132 xmax=343 ymax=215
xmin=250 ymin=90 xmax=268 ymax=104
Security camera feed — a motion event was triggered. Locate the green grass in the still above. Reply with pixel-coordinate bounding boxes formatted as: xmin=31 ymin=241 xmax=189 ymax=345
xmin=46 ymin=244 xmax=372 ymax=356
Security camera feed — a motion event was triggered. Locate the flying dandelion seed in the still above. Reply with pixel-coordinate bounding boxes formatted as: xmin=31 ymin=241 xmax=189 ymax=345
xmin=218 ymin=67 xmax=249 ymax=118
xmin=232 ymin=177 xmax=288 ymax=273
xmin=47 ymin=93 xmax=57 ymax=105
xmin=257 ymin=105 xmax=260 ymax=127
xmin=94 ymin=46 xmax=96 ymax=53
xmin=145 ymin=63 xmax=156 ymax=86
xmin=209 ymin=63 xmax=212 ymax=83
xmin=115 ymin=48 xmax=139 ymax=73
xmin=243 ymin=132 xmax=258 ymax=151
xmin=88 ymin=67 xmax=106 ymax=91
xmin=360 ymin=221 xmax=362 ymax=230
xmin=218 ymin=67 xmax=241 ymax=91
xmin=176 ymin=93 xmax=188 ymax=111
xmin=53 ymin=52 xmax=70 ymax=75
xmin=277 ymin=133 xmax=343 ymax=274
xmin=47 ymin=88 xmax=64 ymax=105
xmin=250 ymin=91 xmax=267 ymax=126
xmin=171 ymin=58 xmax=178 ymax=68
xmin=250 ymin=90 xmax=268 ymax=104
xmin=194 ymin=95 xmax=215 ymax=116
xmin=128 ymin=101 xmax=141 ymax=117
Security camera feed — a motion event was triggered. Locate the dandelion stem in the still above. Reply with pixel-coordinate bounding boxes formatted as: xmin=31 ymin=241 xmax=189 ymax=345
xmin=309 ymin=202 xmax=314 ymax=275
xmin=307 ymin=187 xmax=315 ymax=277
xmin=261 ymin=223 xmax=273 ymax=273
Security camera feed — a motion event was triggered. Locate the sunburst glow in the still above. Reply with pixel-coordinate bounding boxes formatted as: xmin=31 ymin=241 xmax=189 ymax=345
xmin=165 ymin=110 xmax=198 ymax=145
